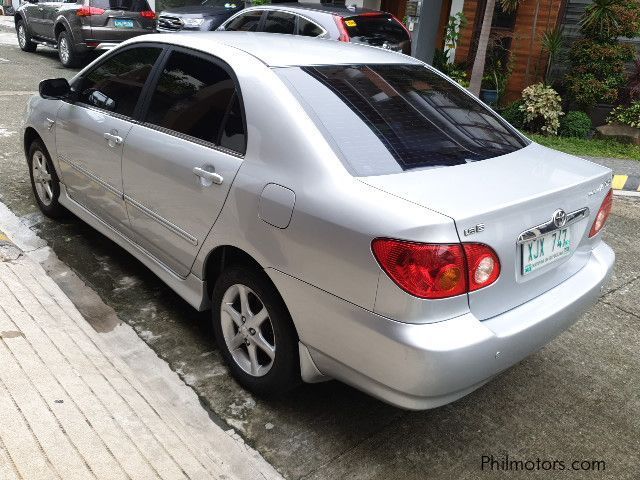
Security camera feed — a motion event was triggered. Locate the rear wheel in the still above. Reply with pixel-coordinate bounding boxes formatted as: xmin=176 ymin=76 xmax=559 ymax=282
xmin=212 ymin=265 xmax=300 ymax=396
xmin=57 ymin=30 xmax=82 ymax=68
xmin=28 ymin=140 xmax=66 ymax=219
xmin=17 ymin=20 xmax=37 ymax=52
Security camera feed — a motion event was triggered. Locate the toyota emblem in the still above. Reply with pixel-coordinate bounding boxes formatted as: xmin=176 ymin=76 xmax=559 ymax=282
xmin=552 ymin=209 xmax=567 ymax=228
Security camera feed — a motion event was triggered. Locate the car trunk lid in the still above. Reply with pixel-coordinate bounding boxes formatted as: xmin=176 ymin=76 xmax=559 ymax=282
xmin=359 ymin=142 xmax=612 ymax=320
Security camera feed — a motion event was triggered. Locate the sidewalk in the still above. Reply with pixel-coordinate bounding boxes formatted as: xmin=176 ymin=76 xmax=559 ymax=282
xmin=0 ymin=229 xmax=282 ymax=480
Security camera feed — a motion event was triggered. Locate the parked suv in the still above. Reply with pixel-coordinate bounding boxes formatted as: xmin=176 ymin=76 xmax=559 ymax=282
xmin=15 ymin=0 xmax=156 ymax=67
xmin=157 ymin=0 xmax=242 ymax=32
xmin=218 ymin=3 xmax=411 ymax=54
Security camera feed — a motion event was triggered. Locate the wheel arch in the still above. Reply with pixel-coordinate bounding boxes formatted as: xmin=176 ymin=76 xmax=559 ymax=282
xmin=54 ymin=20 xmax=68 ymax=40
xmin=202 ymin=245 xmax=297 ymax=332
xmin=203 ymin=245 xmax=265 ymax=298
xmin=24 ymin=127 xmax=44 ymax=162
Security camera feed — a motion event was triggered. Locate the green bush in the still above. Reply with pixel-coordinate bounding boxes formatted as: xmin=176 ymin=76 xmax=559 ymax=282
xmin=608 ymin=101 xmax=640 ymax=128
xmin=500 ymin=100 xmax=526 ymax=129
xmin=565 ymin=0 xmax=640 ymax=109
xmin=520 ymin=83 xmax=564 ymax=135
xmin=558 ymin=111 xmax=592 ymax=138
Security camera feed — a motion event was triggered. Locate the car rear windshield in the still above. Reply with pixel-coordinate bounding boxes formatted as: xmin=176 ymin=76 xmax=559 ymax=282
xmin=276 ymin=64 xmax=528 ymax=176
xmin=344 ymin=14 xmax=408 ymax=44
xmin=90 ymin=0 xmax=150 ymax=11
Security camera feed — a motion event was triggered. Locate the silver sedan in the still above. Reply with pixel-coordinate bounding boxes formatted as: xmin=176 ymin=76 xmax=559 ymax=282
xmin=23 ymin=32 xmax=614 ymax=409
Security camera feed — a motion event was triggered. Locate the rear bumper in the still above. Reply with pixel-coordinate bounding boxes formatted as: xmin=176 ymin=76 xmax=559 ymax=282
xmin=271 ymin=241 xmax=614 ymax=410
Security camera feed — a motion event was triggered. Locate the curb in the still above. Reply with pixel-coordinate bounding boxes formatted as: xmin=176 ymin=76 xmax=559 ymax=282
xmin=612 ymin=175 xmax=640 ymax=195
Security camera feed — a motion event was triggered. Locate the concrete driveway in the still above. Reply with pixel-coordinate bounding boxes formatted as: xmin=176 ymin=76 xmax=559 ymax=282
xmin=0 ymin=33 xmax=639 ymax=479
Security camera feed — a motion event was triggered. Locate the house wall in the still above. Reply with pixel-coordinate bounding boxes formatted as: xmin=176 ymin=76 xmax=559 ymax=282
xmin=455 ymin=0 xmax=565 ymax=102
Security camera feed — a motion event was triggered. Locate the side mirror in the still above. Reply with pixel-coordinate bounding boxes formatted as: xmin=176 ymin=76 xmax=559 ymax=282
xmin=39 ymin=78 xmax=71 ymax=100
xmin=26 ymin=0 xmax=39 ymax=4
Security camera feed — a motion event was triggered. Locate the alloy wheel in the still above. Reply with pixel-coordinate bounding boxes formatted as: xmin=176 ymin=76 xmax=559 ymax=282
xmin=220 ymin=284 xmax=276 ymax=377
xmin=32 ymin=150 xmax=53 ymax=206
xmin=18 ymin=25 xmax=26 ymax=49
xmin=59 ymin=36 xmax=69 ymax=64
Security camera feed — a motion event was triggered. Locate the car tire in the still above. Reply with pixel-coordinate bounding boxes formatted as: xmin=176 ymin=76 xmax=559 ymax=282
xmin=28 ymin=140 xmax=66 ymax=219
xmin=57 ymin=30 xmax=82 ymax=68
xmin=212 ymin=264 xmax=300 ymax=397
xmin=17 ymin=20 xmax=37 ymax=52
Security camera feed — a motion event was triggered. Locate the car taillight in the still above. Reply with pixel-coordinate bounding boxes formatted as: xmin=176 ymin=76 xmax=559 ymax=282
xmin=77 ymin=6 xmax=105 ymax=16
xmin=390 ymin=13 xmax=411 ymax=39
xmin=463 ymin=243 xmax=500 ymax=292
xmin=589 ymin=189 xmax=613 ymax=237
xmin=372 ymin=239 xmax=467 ymax=299
xmin=140 ymin=10 xmax=156 ymax=18
xmin=333 ymin=15 xmax=350 ymax=42
xmin=372 ymin=239 xmax=501 ymax=299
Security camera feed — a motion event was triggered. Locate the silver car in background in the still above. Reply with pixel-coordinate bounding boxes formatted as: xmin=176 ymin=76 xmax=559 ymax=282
xmin=23 ymin=33 xmax=614 ymax=409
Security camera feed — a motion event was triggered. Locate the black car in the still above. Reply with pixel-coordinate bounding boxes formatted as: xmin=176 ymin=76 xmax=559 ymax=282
xmin=218 ymin=3 xmax=411 ymax=55
xmin=157 ymin=0 xmax=242 ymax=32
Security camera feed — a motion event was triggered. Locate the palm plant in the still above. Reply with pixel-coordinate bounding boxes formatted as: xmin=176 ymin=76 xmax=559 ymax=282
xmin=540 ymin=27 xmax=563 ymax=84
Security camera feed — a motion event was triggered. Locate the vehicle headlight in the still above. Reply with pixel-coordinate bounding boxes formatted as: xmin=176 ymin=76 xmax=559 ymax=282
xmin=183 ymin=18 xmax=205 ymax=27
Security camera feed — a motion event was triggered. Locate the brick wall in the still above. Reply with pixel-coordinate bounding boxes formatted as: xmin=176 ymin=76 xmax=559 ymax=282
xmin=455 ymin=0 xmax=566 ymax=102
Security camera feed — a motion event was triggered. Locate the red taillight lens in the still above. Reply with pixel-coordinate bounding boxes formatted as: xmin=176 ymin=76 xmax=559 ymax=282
xmin=463 ymin=243 xmax=501 ymax=291
xmin=589 ymin=189 xmax=613 ymax=237
xmin=77 ymin=6 xmax=105 ymax=16
xmin=333 ymin=15 xmax=350 ymax=42
xmin=140 ymin=10 xmax=156 ymax=18
xmin=371 ymin=239 xmax=467 ymax=299
xmin=372 ymin=239 xmax=501 ymax=299
xmin=390 ymin=13 xmax=411 ymax=39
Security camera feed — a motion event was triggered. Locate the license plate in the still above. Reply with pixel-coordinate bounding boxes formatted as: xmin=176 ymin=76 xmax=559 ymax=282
xmin=114 ymin=19 xmax=134 ymax=28
xmin=521 ymin=228 xmax=571 ymax=275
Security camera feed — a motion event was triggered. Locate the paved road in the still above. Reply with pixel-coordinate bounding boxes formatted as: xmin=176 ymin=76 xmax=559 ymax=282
xmin=1 ymin=34 xmax=639 ymax=479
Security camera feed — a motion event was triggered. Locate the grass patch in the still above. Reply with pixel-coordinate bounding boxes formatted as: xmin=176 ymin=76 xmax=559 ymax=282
xmin=526 ymin=133 xmax=640 ymax=160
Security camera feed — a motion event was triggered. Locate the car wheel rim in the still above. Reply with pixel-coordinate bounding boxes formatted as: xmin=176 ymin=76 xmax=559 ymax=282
xmin=59 ymin=37 xmax=69 ymax=63
xmin=18 ymin=25 xmax=26 ymax=48
xmin=32 ymin=151 xmax=54 ymax=206
xmin=220 ymin=284 xmax=276 ymax=377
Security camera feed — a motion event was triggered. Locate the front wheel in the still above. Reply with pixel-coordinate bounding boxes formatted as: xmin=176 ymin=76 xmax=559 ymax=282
xmin=28 ymin=140 xmax=66 ymax=219
xmin=17 ymin=20 xmax=37 ymax=52
xmin=212 ymin=265 xmax=300 ymax=397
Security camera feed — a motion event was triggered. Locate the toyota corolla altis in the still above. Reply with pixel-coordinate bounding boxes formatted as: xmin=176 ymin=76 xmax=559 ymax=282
xmin=23 ymin=33 xmax=614 ymax=409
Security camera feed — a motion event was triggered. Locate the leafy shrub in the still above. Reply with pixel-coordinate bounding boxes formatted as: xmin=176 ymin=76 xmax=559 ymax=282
xmin=565 ymin=41 xmax=634 ymax=107
xmin=500 ymin=100 xmax=526 ymax=129
xmin=607 ymin=101 xmax=640 ymax=128
xmin=565 ymin=0 xmax=640 ymax=109
xmin=558 ymin=111 xmax=593 ymax=137
xmin=519 ymin=83 xmax=564 ymax=135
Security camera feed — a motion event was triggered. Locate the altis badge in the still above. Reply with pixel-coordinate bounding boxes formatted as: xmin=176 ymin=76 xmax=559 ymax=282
xmin=463 ymin=223 xmax=485 ymax=236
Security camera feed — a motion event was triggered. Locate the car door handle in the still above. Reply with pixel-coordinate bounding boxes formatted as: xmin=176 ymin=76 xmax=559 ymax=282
xmin=103 ymin=132 xmax=123 ymax=146
xmin=193 ymin=167 xmax=223 ymax=185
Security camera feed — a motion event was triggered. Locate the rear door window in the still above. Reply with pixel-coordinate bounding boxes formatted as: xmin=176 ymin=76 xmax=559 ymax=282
xmin=263 ymin=10 xmax=296 ymax=34
xmin=77 ymin=46 xmax=161 ymax=117
xmin=297 ymin=16 xmax=323 ymax=37
xmin=90 ymin=0 xmax=151 ymax=11
xmin=224 ymin=10 xmax=263 ymax=31
xmin=144 ymin=51 xmax=246 ymax=153
xmin=344 ymin=14 xmax=408 ymax=45
xmin=277 ymin=64 xmax=527 ymax=176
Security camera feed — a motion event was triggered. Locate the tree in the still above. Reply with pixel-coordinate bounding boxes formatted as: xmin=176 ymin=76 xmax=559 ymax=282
xmin=468 ymin=0 xmax=521 ymax=96
xmin=468 ymin=0 xmax=497 ymax=95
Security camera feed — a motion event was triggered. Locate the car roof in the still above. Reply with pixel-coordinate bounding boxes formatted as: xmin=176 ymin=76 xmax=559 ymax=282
xmin=251 ymin=2 xmax=386 ymax=16
xmin=131 ymin=32 xmax=422 ymax=68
